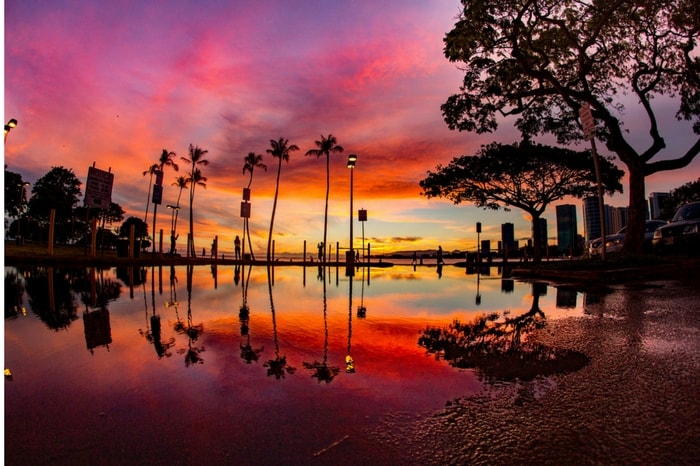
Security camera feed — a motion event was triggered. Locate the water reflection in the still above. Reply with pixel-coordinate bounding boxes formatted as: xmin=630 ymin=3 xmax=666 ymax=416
xmin=263 ymin=265 xmax=297 ymax=379
xmin=302 ymin=272 xmax=340 ymax=383
xmin=419 ymin=282 xmax=590 ymax=382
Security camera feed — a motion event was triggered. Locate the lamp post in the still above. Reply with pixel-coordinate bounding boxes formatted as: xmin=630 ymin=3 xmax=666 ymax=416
xmin=16 ymin=182 xmax=30 ymax=245
xmin=347 ymin=154 xmax=357 ymax=273
xmin=5 ymin=119 xmax=18 ymax=145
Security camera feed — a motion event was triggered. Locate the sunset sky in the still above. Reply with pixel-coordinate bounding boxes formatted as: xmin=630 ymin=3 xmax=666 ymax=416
xmin=4 ymin=1 xmax=700 ymax=255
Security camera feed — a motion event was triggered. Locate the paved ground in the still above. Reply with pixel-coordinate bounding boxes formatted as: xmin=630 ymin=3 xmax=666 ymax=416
xmin=366 ymin=275 xmax=700 ymax=465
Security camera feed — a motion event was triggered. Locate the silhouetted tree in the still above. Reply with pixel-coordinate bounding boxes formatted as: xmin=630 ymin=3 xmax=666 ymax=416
xmin=242 ymin=152 xmax=267 ymax=260
xmin=266 ymin=137 xmax=299 ymax=262
xmin=661 ymin=178 xmax=700 ymax=219
xmin=305 ymin=134 xmax=344 ymax=262
xmin=420 ymin=142 xmax=623 ymax=262
xmin=181 ymin=144 xmax=209 ymax=257
xmin=26 ymin=166 xmax=82 ymax=243
xmin=142 ymin=163 xmax=159 ymax=223
xmin=150 ymin=149 xmax=178 ymax=253
xmin=4 ymin=167 xmax=27 ymax=219
xmin=442 ymin=0 xmax=700 ymax=253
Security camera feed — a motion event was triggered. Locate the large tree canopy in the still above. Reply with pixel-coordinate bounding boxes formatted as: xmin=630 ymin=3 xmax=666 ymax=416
xmin=420 ymin=142 xmax=624 ymax=261
xmin=442 ymin=0 xmax=700 ymax=253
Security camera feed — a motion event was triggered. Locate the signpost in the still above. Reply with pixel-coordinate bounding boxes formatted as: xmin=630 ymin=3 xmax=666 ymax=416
xmin=84 ymin=164 xmax=114 ymax=208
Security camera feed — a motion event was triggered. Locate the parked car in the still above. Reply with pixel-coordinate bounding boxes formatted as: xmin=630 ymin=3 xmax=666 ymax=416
xmin=589 ymin=220 xmax=667 ymax=256
xmin=652 ymin=201 xmax=700 ymax=253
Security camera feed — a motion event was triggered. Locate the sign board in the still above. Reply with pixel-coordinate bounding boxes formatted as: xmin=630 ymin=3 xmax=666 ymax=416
xmin=579 ymin=104 xmax=595 ymax=141
xmin=242 ymin=188 xmax=251 ymax=202
xmin=152 ymin=184 xmax=163 ymax=205
xmin=240 ymin=202 xmax=251 ymax=218
xmin=154 ymin=170 xmax=163 ymax=186
xmin=84 ymin=166 xmax=114 ymax=208
xmin=358 ymin=209 xmax=367 ymax=222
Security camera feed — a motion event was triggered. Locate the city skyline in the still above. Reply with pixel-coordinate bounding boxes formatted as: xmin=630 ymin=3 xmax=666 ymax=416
xmin=4 ymin=1 xmax=699 ymax=255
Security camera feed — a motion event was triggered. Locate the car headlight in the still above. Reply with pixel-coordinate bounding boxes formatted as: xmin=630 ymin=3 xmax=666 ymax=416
xmin=653 ymin=230 xmax=662 ymax=239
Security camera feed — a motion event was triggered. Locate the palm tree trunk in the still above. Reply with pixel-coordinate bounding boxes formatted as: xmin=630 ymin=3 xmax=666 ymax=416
xmin=267 ymin=158 xmax=282 ymax=262
xmin=189 ymin=187 xmax=195 ymax=258
xmin=323 ymin=153 xmax=330 ymax=262
xmin=246 ymin=218 xmax=255 ymax=261
xmin=152 ymin=203 xmax=158 ymax=254
xmin=144 ymin=173 xmax=154 ymax=223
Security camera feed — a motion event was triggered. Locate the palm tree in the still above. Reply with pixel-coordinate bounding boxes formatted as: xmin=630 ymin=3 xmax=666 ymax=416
xmin=266 ymin=138 xmax=299 ymax=262
xmin=242 ymin=152 xmax=267 ymax=260
xmin=171 ymin=176 xmax=187 ymax=231
xmin=305 ymin=134 xmax=343 ymax=262
xmin=181 ymin=144 xmax=209 ymax=257
xmin=151 ymin=149 xmax=178 ymax=253
xmin=142 ymin=163 xmax=159 ymax=223
xmin=185 ymin=168 xmax=208 ymax=257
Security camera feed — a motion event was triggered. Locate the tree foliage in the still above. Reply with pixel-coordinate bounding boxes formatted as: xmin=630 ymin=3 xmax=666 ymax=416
xmin=4 ymin=167 xmax=27 ymax=218
xmin=420 ymin=142 xmax=624 ymax=261
xmin=26 ymin=166 xmax=82 ymax=242
xmin=119 ymin=216 xmax=149 ymax=239
xmin=442 ymin=0 xmax=700 ymax=253
xmin=662 ymin=178 xmax=700 ymax=218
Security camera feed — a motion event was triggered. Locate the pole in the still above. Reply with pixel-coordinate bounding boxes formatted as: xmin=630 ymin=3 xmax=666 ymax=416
xmin=591 ymin=138 xmax=607 ymax=262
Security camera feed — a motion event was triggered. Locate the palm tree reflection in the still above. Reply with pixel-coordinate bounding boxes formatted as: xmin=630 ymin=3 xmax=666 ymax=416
xmin=303 ymin=278 xmax=339 ymax=383
xmin=419 ymin=282 xmax=589 ymax=382
xmin=176 ymin=265 xmax=204 ymax=367
xmin=239 ymin=265 xmax=263 ymax=364
xmin=263 ymin=266 xmax=296 ymax=379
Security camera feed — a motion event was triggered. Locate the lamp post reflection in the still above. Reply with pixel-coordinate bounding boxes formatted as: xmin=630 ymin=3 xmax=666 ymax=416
xmin=346 ymin=273 xmax=355 ymax=373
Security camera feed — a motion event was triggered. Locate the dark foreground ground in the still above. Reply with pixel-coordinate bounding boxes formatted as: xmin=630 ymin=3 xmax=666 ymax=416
xmin=367 ymin=275 xmax=700 ymax=466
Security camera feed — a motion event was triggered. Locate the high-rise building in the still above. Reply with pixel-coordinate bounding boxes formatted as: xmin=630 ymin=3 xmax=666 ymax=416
xmin=501 ymin=222 xmax=517 ymax=254
xmin=583 ymin=196 xmax=603 ymax=241
xmin=556 ymin=204 xmax=578 ymax=252
xmin=648 ymin=192 xmax=670 ymax=219
xmin=609 ymin=206 xmax=628 ymax=234
xmin=584 ymin=197 xmax=625 ymax=240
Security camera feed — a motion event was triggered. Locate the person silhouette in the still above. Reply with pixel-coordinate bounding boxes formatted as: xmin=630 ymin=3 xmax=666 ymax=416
xmin=437 ymin=246 xmax=444 ymax=265
xmin=234 ymin=235 xmax=241 ymax=260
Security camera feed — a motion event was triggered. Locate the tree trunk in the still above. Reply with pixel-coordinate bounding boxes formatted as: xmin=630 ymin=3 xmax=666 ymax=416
xmin=530 ymin=214 xmax=542 ymax=263
xmin=623 ymin=164 xmax=647 ymax=254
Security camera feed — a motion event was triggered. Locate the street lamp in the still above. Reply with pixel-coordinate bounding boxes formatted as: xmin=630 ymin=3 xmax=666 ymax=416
xmin=347 ymin=154 xmax=357 ymax=272
xmin=4 ymin=119 xmax=18 ymax=144
xmin=16 ymin=182 xmax=30 ymax=245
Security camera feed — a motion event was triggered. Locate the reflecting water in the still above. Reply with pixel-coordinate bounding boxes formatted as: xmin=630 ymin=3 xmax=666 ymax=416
xmin=5 ymin=263 xmax=696 ymax=464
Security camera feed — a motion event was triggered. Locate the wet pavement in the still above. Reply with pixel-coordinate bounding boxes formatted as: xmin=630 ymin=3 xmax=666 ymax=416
xmin=369 ymin=277 xmax=700 ymax=465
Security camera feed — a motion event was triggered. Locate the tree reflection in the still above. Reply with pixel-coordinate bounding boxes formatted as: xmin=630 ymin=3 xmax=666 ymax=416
xmin=23 ymin=267 xmax=79 ymax=330
xmin=138 ymin=267 xmax=175 ymax=359
xmin=176 ymin=265 xmax=204 ymax=366
xmin=263 ymin=266 xmax=296 ymax=379
xmin=419 ymin=283 xmax=589 ymax=382
xmin=239 ymin=265 xmax=263 ymax=364
xmin=5 ymin=269 xmax=27 ymax=319
xmin=303 ymin=278 xmax=339 ymax=383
